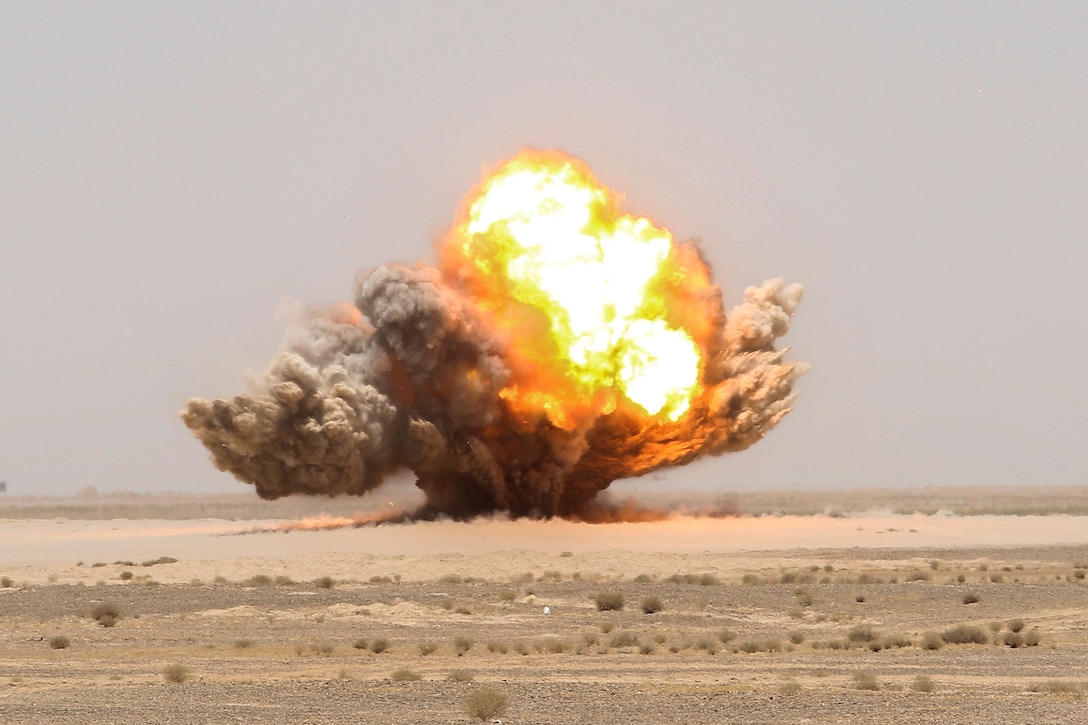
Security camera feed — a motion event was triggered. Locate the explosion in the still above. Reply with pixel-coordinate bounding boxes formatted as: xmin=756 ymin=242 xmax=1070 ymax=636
xmin=181 ymin=149 xmax=805 ymax=519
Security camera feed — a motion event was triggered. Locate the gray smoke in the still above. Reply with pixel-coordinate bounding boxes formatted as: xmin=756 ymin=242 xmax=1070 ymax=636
xmin=181 ymin=255 xmax=804 ymax=519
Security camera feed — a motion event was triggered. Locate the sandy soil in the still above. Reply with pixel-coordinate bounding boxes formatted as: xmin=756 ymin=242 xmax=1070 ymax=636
xmin=2 ymin=506 xmax=1087 ymax=723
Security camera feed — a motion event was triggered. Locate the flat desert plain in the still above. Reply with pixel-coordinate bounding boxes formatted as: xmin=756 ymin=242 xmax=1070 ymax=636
xmin=2 ymin=487 xmax=1087 ymax=724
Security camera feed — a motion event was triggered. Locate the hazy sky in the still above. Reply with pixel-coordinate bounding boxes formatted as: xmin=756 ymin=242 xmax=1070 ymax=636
xmin=2 ymin=2 xmax=1085 ymax=496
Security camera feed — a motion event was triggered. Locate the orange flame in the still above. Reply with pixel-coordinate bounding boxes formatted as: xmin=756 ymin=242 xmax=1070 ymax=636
xmin=444 ymin=149 xmax=713 ymax=430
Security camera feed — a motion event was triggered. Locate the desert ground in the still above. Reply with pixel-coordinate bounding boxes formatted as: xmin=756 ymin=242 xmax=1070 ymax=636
xmin=2 ymin=486 xmax=1087 ymax=724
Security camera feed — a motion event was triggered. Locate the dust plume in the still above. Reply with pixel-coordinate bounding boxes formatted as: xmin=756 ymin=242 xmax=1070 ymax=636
xmin=181 ymin=149 xmax=805 ymax=519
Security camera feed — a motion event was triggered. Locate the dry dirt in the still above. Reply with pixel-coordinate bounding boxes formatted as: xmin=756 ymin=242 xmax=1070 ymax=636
xmin=2 ymin=492 xmax=1088 ymax=723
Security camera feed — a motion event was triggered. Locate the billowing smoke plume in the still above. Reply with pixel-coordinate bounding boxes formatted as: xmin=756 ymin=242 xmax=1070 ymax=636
xmin=181 ymin=150 xmax=805 ymax=519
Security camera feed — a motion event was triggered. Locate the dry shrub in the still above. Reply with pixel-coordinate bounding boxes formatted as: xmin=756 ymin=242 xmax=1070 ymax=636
xmin=369 ymin=638 xmax=390 ymax=654
xmin=418 ymin=640 xmax=437 ymax=656
xmin=313 ymin=576 xmax=335 ymax=589
xmin=847 ymin=625 xmax=878 ymax=643
xmin=352 ymin=638 xmax=368 ymax=650
xmin=233 ymin=638 xmax=256 ymax=649
xmin=941 ymin=624 xmax=988 ymax=645
xmin=162 ymin=664 xmax=189 ymax=684
xmin=498 ymin=589 xmax=517 ymax=602
xmin=594 ymin=592 xmax=624 ymax=611
xmin=391 ymin=668 xmax=421 ymax=682
xmin=788 ymin=631 xmax=806 ymax=645
xmin=90 ymin=603 xmax=121 ymax=628
xmin=961 ymin=591 xmax=981 ymax=604
xmin=599 ymin=622 xmax=615 ymax=634
xmin=921 ymin=631 xmax=944 ymax=650
xmin=1024 ymin=630 xmax=1041 ymax=646
xmin=487 ymin=640 xmax=508 ymax=654
xmin=718 ymin=630 xmax=737 ymax=644
xmin=1008 ymin=618 xmax=1026 ymax=633
xmin=453 ymin=636 xmax=473 ymax=654
xmin=853 ymin=672 xmax=879 ymax=690
xmin=243 ymin=574 xmax=272 ymax=587
xmin=311 ymin=641 xmax=334 ymax=656
xmin=640 ymin=595 xmax=663 ymax=614
xmin=639 ymin=643 xmax=655 ymax=655
xmin=1004 ymin=631 xmax=1024 ymax=648
xmin=540 ymin=636 xmax=566 ymax=654
xmin=779 ymin=681 xmax=802 ymax=695
xmin=464 ymin=686 xmax=509 ymax=721
xmin=49 ymin=635 xmax=70 ymax=649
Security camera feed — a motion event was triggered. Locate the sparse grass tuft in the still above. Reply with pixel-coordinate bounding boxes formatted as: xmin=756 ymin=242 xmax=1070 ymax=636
xmin=391 ymin=668 xmax=422 ymax=682
xmin=464 ymin=685 xmax=509 ymax=721
xmin=779 ymin=681 xmax=803 ymax=695
xmin=718 ymin=629 xmax=737 ymax=644
xmin=49 ymin=635 xmax=71 ymax=649
xmin=162 ymin=664 xmax=190 ymax=684
xmin=233 ymin=638 xmax=256 ymax=649
xmin=447 ymin=668 xmax=475 ymax=683
xmin=911 ymin=674 xmax=936 ymax=692
xmin=640 ymin=595 xmax=663 ymax=614
xmin=486 ymin=640 xmax=508 ymax=654
xmin=1028 ymin=680 xmax=1084 ymax=697
xmin=418 ymin=640 xmax=437 ymax=656
xmin=599 ymin=622 xmax=615 ymax=634
xmin=594 ymin=591 xmax=624 ymax=611
xmin=609 ymin=631 xmax=640 ymax=648
xmin=498 ymin=589 xmax=517 ymax=602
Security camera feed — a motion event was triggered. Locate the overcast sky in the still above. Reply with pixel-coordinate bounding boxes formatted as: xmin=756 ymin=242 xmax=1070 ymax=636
xmin=2 ymin=1 xmax=1085 ymax=496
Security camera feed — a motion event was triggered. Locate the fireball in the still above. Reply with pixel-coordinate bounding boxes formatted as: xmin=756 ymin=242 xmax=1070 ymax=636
xmin=446 ymin=150 xmax=703 ymax=428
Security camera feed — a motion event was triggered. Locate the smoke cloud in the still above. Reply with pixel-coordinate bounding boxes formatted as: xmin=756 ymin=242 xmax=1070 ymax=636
xmin=181 ymin=150 xmax=805 ymax=520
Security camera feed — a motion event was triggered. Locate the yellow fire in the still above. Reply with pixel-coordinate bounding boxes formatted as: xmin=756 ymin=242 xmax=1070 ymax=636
xmin=453 ymin=150 xmax=702 ymax=426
